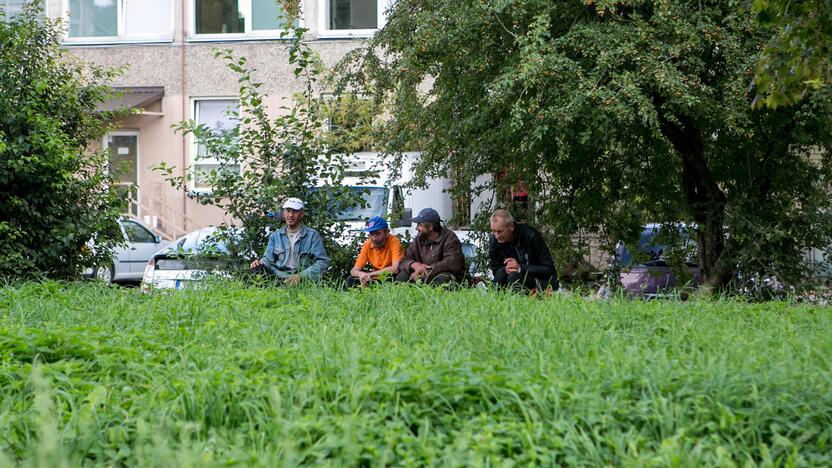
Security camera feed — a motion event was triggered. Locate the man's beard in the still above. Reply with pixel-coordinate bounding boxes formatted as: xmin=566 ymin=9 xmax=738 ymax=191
xmin=418 ymin=230 xmax=431 ymax=241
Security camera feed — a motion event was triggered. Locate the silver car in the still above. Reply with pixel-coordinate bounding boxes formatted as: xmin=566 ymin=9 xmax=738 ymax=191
xmin=141 ymin=227 xmax=247 ymax=291
xmin=89 ymin=217 xmax=169 ymax=283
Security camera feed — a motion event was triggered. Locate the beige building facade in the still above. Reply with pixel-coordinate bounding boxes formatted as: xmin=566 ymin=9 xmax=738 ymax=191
xmin=43 ymin=0 xmax=388 ymax=239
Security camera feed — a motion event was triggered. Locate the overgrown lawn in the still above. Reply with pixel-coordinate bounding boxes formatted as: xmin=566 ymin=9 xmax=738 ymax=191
xmin=1 ymin=282 xmax=830 ymax=465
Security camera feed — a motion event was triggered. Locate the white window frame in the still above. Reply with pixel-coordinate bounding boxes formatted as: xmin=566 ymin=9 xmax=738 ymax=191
xmin=62 ymin=0 xmax=174 ymax=45
xmin=188 ymin=0 xmax=301 ymax=42
xmin=190 ymin=97 xmax=241 ymax=193
xmin=317 ymin=0 xmax=390 ymax=39
xmin=104 ymin=130 xmax=141 ymax=216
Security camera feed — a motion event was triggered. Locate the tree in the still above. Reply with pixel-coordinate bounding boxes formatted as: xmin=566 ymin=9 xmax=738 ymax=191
xmin=156 ymin=4 xmax=371 ymax=280
xmin=342 ymin=0 xmax=832 ymax=291
xmin=0 ymin=4 xmax=125 ymax=280
xmin=753 ymin=0 xmax=832 ymax=108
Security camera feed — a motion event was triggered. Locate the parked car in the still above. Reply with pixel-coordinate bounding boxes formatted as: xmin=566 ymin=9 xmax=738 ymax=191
xmin=602 ymin=224 xmax=701 ymax=298
xmin=141 ymin=226 xmax=248 ymax=291
xmin=86 ymin=217 xmax=168 ymax=283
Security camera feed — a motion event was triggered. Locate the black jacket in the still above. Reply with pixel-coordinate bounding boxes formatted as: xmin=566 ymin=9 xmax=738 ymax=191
xmin=489 ymin=223 xmax=557 ymax=280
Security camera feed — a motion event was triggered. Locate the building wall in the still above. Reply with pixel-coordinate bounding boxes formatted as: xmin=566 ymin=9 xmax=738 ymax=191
xmin=50 ymin=0 xmax=378 ymax=238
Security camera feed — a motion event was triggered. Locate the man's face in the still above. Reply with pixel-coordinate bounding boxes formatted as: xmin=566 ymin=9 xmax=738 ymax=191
xmin=416 ymin=222 xmax=433 ymax=240
xmin=283 ymin=208 xmax=303 ymax=228
xmin=369 ymin=228 xmax=388 ymax=248
xmin=490 ymin=219 xmax=515 ymax=244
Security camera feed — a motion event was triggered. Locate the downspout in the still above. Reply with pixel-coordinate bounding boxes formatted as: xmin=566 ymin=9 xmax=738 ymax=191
xmin=180 ymin=0 xmax=188 ymax=232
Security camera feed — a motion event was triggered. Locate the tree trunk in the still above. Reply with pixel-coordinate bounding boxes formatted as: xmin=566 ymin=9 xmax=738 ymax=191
xmin=660 ymin=115 xmax=733 ymax=290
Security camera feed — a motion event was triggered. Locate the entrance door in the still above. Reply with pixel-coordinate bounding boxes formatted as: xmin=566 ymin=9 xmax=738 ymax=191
xmin=106 ymin=132 xmax=139 ymax=216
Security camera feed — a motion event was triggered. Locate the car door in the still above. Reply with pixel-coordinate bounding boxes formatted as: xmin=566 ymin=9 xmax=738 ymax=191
xmin=121 ymin=219 xmax=165 ymax=279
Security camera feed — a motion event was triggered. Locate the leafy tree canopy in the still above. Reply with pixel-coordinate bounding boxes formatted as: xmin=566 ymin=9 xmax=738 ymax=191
xmin=342 ymin=0 xmax=832 ymax=291
xmin=0 ymin=4 xmax=125 ymax=280
xmin=753 ymin=0 xmax=832 ymax=108
xmin=156 ymin=10 xmax=377 ymax=280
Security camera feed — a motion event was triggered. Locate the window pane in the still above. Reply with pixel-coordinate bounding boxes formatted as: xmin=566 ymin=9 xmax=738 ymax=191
xmin=2 ymin=0 xmax=26 ymax=18
xmin=69 ymin=0 xmax=117 ymax=37
xmin=195 ymin=0 xmax=243 ymax=34
xmin=329 ymin=0 xmax=376 ymax=30
xmin=251 ymin=0 xmax=290 ymax=30
xmin=123 ymin=221 xmax=156 ymax=243
xmin=196 ymin=100 xmax=238 ymax=151
xmin=108 ymin=135 xmax=138 ymax=184
xmin=124 ymin=0 xmax=172 ymax=35
xmin=194 ymin=164 xmax=241 ymax=188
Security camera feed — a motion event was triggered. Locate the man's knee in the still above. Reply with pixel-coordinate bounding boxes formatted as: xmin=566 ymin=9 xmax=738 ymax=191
xmin=394 ymin=270 xmax=411 ymax=282
xmin=507 ymin=272 xmax=524 ymax=285
xmin=428 ymin=272 xmax=456 ymax=285
xmin=493 ymin=268 xmax=509 ymax=285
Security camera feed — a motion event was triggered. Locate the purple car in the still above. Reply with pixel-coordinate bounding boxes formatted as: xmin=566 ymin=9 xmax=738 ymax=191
xmin=607 ymin=224 xmax=701 ymax=298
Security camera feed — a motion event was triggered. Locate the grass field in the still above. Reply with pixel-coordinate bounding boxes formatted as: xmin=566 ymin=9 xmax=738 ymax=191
xmin=1 ymin=281 xmax=831 ymax=466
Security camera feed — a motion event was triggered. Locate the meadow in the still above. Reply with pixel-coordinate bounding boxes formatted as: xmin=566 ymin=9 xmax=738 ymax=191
xmin=1 ymin=281 xmax=830 ymax=466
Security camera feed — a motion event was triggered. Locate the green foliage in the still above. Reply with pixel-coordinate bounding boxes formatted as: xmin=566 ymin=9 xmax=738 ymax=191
xmin=753 ymin=0 xmax=832 ymax=108
xmin=0 ymin=4 xmax=125 ymax=280
xmin=155 ymin=8 xmax=368 ymax=281
xmin=343 ymin=0 xmax=832 ymax=291
xmin=1 ymin=282 xmax=832 ymax=464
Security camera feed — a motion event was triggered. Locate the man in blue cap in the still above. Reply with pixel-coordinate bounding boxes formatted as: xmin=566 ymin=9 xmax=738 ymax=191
xmin=347 ymin=216 xmax=404 ymax=287
xmin=396 ymin=208 xmax=466 ymax=284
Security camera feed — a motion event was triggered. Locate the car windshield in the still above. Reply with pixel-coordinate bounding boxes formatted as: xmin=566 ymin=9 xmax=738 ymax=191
xmin=168 ymin=228 xmax=243 ymax=256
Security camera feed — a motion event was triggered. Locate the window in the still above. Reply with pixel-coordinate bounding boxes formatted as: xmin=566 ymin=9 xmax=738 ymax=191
xmin=319 ymin=0 xmax=388 ymax=37
xmin=122 ymin=220 xmax=156 ymax=243
xmin=192 ymin=0 xmax=296 ymax=38
xmin=192 ymin=99 xmax=240 ymax=191
xmin=322 ymin=94 xmax=376 ymax=152
xmin=1 ymin=0 xmax=26 ymax=19
xmin=65 ymin=0 xmax=173 ymax=42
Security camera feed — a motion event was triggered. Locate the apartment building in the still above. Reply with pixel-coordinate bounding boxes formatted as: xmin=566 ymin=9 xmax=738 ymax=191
xmin=40 ymin=0 xmax=388 ymax=239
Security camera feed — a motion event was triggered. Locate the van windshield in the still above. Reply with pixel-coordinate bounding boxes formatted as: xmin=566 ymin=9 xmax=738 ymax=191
xmin=335 ymin=187 xmax=389 ymax=221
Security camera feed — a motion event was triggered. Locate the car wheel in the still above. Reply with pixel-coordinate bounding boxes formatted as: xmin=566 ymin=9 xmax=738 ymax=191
xmin=94 ymin=264 xmax=114 ymax=284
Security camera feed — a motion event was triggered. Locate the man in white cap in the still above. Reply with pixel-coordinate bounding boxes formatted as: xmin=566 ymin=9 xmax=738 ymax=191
xmin=250 ymin=197 xmax=329 ymax=284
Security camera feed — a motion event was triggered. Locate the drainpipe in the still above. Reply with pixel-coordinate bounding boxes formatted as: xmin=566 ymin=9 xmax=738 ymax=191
xmin=180 ymin=0 xmax=188 ymax=233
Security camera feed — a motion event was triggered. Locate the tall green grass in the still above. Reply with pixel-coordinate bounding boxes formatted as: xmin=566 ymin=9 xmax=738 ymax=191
xmin=1 ymin=281 xmax=831 ymax=465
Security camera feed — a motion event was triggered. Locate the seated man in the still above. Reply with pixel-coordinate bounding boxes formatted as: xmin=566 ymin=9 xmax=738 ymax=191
xmin=396 ymin=208 xmax=466 ymax=285
xmin=489 ymin=208 xmax=559 ymax=292
xmin=347 ymin=216 xmax=404 ymax=287
xmin=250 ymin=197 xmax=329 ymax=285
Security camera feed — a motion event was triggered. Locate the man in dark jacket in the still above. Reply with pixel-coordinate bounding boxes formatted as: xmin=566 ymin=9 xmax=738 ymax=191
xmin=489 ymin=209 xmax=559 ymax=292
xmin=396 ymin=208 xmax=466 ymax=284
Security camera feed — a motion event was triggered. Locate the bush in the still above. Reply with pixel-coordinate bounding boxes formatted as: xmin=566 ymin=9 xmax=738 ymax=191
xmin=0 ymin=4 xmax=124 ymax=280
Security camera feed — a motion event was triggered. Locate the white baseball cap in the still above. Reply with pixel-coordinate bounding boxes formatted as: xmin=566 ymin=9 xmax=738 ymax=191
xmin=282 ymin=197 xmax=304 ymax=210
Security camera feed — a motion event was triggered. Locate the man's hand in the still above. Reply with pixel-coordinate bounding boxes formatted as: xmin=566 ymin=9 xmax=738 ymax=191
xmin=359 ymin=272 xmax=371 ymax=287
xmin=410 ymin=262 xmax=429 ymax=281
xmin=504 ymin=258 xmax=521 ymax=274
xmin=250 ymin=259 xmax=262 ymax=269
xmin=284 ymin=274 xmax=302 ymax=286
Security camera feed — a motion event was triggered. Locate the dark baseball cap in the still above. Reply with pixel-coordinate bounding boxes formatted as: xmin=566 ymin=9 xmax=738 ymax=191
xmin=412 ymin=208 xmax=441 ymax=225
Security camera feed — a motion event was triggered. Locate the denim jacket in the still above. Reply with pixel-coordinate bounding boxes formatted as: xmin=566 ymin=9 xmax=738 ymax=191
xmin=260 ymin=224 xmax=330 ymax=280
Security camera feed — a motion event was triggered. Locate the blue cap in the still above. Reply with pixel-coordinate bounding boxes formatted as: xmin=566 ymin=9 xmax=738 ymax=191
xmin=412 ymin=208 xmax=441 ymax=225
xmin=363 ymin=216 xmax=389 ymax=232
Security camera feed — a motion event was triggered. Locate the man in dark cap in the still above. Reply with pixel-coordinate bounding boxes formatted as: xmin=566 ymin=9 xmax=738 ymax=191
xmin=347 ymin=216 xmax=404 ymax=287
xmin=396 ymin=208 xmax=466 ymax=285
